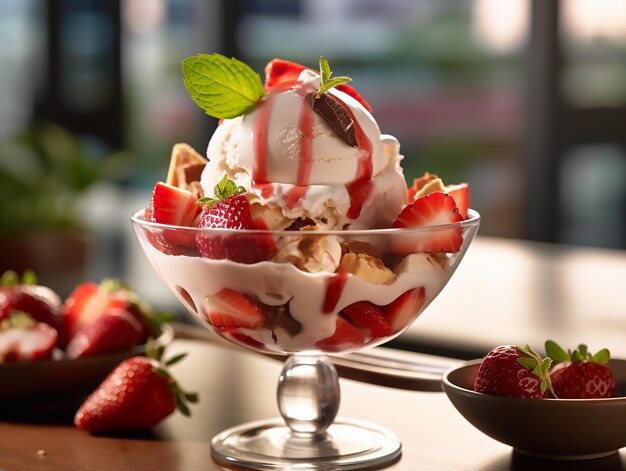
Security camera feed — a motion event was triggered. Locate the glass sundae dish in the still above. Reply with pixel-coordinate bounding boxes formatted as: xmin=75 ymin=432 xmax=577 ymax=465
xmin=132 ymin=55 xmax=480 ymax=470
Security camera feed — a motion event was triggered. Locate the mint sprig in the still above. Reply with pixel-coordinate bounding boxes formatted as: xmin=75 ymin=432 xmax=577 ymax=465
xmin=182 ymin=54 xmax=265 ymax=119
xmin=317 ymin=56 xmax=352 ymax=95
xmin=196 ymin=175 xmax=246 ymax=209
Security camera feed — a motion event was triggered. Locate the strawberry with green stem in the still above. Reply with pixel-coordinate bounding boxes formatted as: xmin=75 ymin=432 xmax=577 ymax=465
xmin=474 ymin=344 xmax=556 ymax=398
xmin=75 ymin=342 xmax=197 ymax=434
xmin=195 ymin=175 xmax=277 ymax=264
xmin=546 ymin=340 xmax=616 ymax=399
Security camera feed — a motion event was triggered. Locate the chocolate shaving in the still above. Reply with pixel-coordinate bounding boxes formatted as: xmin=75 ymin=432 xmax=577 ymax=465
xmin=306 ymin=92 xmax=357 ymax=147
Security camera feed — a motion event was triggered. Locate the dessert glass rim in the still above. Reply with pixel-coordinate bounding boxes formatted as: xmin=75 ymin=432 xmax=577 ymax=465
xmin=131 ymin=208 xmax=481 ymax=235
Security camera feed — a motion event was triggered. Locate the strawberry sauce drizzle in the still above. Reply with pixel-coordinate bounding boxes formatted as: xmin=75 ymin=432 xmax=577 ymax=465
xmin=331 ymin=94 xmax=374 ymax=220
xmin=323 ymin=272 xmax=349 ymax=314
xmin=252 ymin=95 xmax=273 ymax=189
xmin=286 ymin=96 xmax=315 ymax=209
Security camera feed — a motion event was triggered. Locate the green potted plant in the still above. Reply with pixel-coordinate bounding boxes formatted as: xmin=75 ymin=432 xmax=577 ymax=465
xmin=0 ymin=122 xmax=109 ymax=294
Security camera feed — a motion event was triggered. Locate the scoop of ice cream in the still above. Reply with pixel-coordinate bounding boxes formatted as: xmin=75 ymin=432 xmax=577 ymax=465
xmin=201 ymin=70 xmax=407 ymax=229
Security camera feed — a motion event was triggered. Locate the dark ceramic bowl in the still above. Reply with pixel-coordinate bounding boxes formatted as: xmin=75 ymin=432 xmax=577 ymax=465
xmin=0 ymin=324 xmax=173 ymax=415
xmin=443 ymin=358 xmax=626 ymax=460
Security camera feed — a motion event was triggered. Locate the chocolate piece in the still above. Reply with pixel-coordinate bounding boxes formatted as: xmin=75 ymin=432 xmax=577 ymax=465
xmin=285 ymin=217 xmax=317 ymax=231
xmin=306 ymin=92 xmax=357 ymax=147
xmin=265 ymin=304 xmax=302 ymax=337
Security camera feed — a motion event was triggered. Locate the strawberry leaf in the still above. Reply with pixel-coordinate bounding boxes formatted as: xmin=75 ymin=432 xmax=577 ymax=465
xmin=592 ymin=348 xmax=610 ymax=364
xmin=578 ymin=344 xmax=588 ymax=359
xmin=571 ymin=349 xmax=585 ymax=362
xmin=545 ymin=340 xmax=569 ymax=363
xmin=517 ymin=357 xmax=537 ymax=369
xmin=165 ymin=352 xmax=188 ymax=367
xmin=0 ymin=270 xmax=19 ymax=287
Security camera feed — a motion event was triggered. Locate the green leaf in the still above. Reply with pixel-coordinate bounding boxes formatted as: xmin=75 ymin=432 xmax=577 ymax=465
xmin=154 ymin=367 xmax=170 ymax=378
xmin=317 ymin=56 xmax=353 ymax=95
xmin=165 ymin=352 xmax=188 ymax=367
xmin=0 ymin=270 xmax=19 ymax=287
xmin=517 ymin=357 xmax=537 ymax=369
xmin=592 ymin=348 xmax=610 ymax=364
xmin=197 ymin=175 xmax=246 ymax=208
xmin=21 ymin=270 xmax=37 ymax=285
xmin=184 ymin=391 xmax=199 ymax=403
xmin=182 ymin=53 xmax=265 ymax=119
xmin=545 ymin=340 xmax=569 ymax=363
xmin=571 ymin=349 xmax=585 ymax=362
xmin=175 ymin=394 xmax=191 ymax=417
xmin=578 ymin=344 xmax=588 ymax=359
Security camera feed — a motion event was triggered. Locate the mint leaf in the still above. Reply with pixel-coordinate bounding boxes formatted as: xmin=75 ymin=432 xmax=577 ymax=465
xmin=182 ymin=54 xmax=264 ymax=119
xmin=317 ymin=56 xmax=352 ymax=95
xmin=196 ymin=175 xmax=245 ymax=208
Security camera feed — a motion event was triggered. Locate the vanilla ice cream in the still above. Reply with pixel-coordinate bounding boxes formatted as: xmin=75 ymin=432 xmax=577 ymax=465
xmin=200 ymin=70 xmax=407 ymax=230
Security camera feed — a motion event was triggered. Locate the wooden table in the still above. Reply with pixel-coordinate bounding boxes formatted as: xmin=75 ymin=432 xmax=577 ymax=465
xmin=0 ymin=338 xmax=624 ymax=471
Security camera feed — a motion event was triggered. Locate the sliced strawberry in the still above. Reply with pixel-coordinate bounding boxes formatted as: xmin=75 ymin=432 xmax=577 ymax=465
xmin=382 ymin=288 xmax=426 ymax=333
xmin=0 ymin=312 xmax=57 ymax=362
xmin=316 ymin=315 xmax=367 ymax=352
xmin=445 ymin=183 xmax=471 ymax=219
xmin=220 ymin=328 xmax=266 ymax=350
xmin=196 ymin=194 xmax=277 ymax=264
xmin=64 ymin=282 xmax=125 ymax=342
xmin=392 ymin=192 xmax=464 ymax=253
xmin=203 ymin=288 xmax=266 ymax=330
xmin=150 ymin=182 xmax=199 ymax=226
xmin=341 ymin=302 xmax=393 ymax=339
xmin=407 ymin=173 xmax=439 ymax=202
xmin=65 ymin=309 xmax=144 ymax=359
xmin=264 ymin=58 xmax=373 ymax=112
xmin=149 ymin=182 xmax=200 ymax=256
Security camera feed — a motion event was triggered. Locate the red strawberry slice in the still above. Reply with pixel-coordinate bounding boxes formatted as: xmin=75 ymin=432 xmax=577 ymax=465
xmin=392 ymin=192 xmax=464 ymax=253
xmin=75 ymin=348 xmax=196 ymax=434
xmin=264 ymin=58 xmax=373 ymax=112
xmin=150 ymin=182 xmax=199 ymax=226
xmin=382 ymin=288 xmax=426 ymax=333
xmin=65 ymin=309 xmax=144 ymax=359
xmin=220 ymin=328 xmax=266 ymax=351
xmin=149 ymin=182 xmax=200 ymax=256
xmin=341 ymin=301 xmax=393 ymax=339
xmin=0 ymin=312 xmax=58 ymax=362
xmin=316 ymin=315 xmax=367 ymax=352
xmin=203 ymin=288 xmax=266 ymax=330
xmin=64 ymin=282 xmax=127 ymax=342
xmin=445 ymin=183 xmax=471 ymax=219
xmin=196 ymin=194 xmax=277 ymax=264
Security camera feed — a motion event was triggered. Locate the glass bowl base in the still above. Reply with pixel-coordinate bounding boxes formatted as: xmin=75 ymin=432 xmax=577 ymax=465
xmin=211 ymin=417 xmax=401 ymax=470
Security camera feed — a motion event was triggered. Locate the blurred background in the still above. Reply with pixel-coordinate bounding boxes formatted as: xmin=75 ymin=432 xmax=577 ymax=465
xmin=0 ymin=0 xmax=625 ymax=305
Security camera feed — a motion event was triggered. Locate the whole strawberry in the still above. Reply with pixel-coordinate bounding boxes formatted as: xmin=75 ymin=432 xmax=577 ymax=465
xmin=474 ymin=345 xmax=555 ymax=398
xmin=546 ymin=341 xmax=616 ymax=399
xmin=0 ymin=270 xmax=64 ymax=337
xmin=74 ymin=345 xmax=197 ymax=434
xmin=195 ymin=175 xmax=277 ymax=264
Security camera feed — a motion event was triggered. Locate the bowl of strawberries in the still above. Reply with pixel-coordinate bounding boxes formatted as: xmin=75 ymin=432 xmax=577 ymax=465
xmin=443 ymin=342 xmax=626 ymax=460
xmin=0 ymin=271 xmax=172 ymax=412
